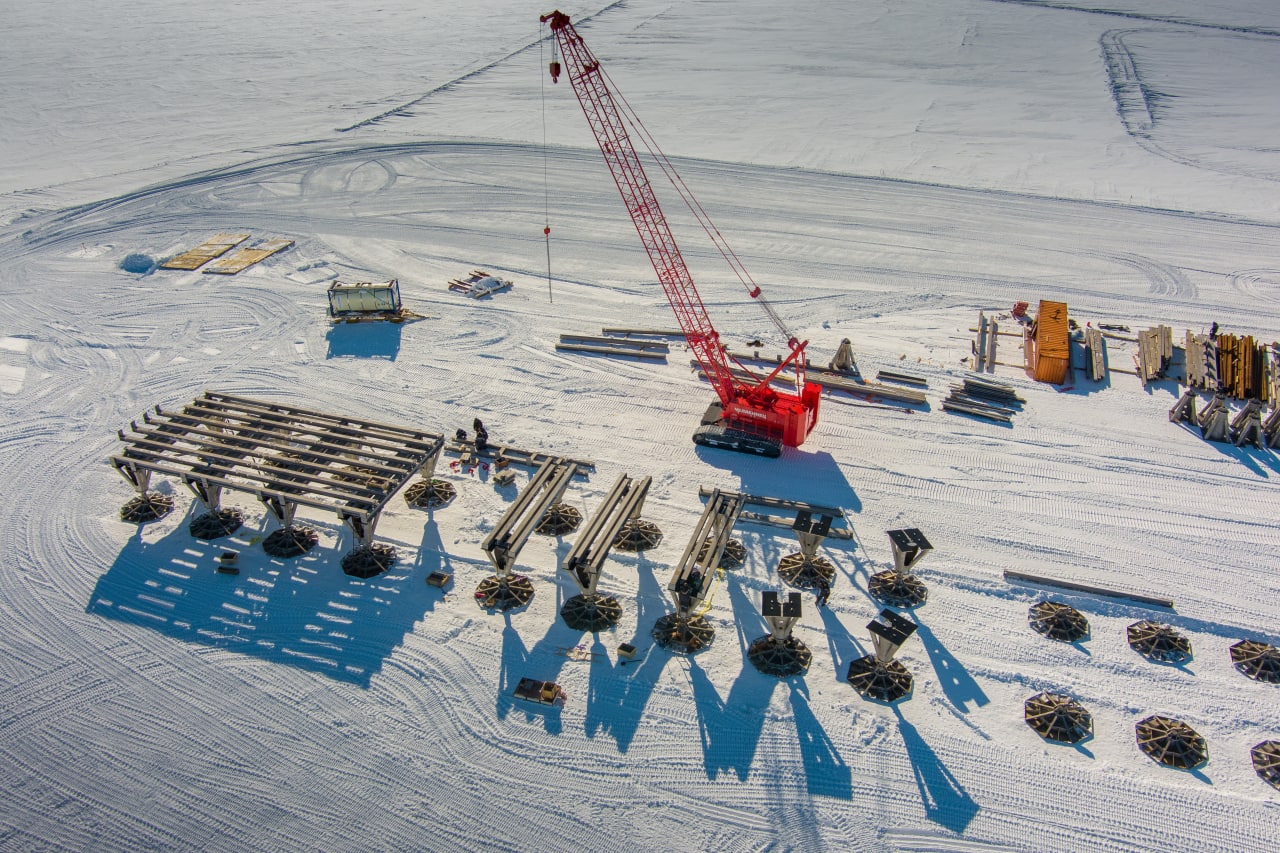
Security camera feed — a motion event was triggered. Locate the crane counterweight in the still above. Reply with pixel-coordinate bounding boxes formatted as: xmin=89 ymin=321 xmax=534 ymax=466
xmin=540 ymin=10 xmax=820 ymax=455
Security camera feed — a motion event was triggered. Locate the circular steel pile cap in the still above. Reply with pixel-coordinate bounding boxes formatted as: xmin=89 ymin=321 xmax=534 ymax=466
xmin=651 ymin=613 xmax=714 ymax=654
xmin=560 ymin=593 xmax=622 ymax=631
xmin=189 ymin=508 xmax=244 ymax=540
xmin=747 ymin=635 xmax=812 ymax=678
xmin=1024 ymin=692 xmax=1093 ymax=743
xmin=404 ymin=478 xmax=456 ymax=508
xmin=1229 ymin=639 xmax=1280 ymax=683
xmin=1127 ymin=620 xmax=1192 ymax=663
xmin=777 ymin=552 xmax=836 ymax=589
xmin=1135 ymin=715 xmax=1208 ymax=769
xmin=1251 ymin=741 xmax=1280 ymax=789
xmin=846 ymin=656 xmax=913 ymax=703
xmin=536 ymin=503 xmax=582 ymax=536
xmin=342 ymin=543 xmax=397 ymax=578
xmin=1029 ymin=601 xmax=1089 ymax=643
xmin=868 ymin=570 xmax=929 ymax=608
xmin=262 ymin=525 xmax=319 ymax=558
xmin=120 ymin=492 xmax=175 ymax=523
xmin=612 ymin=519 xmax=663 ymax=551
xmin=698 ymin=538 xmax=746 ymax=570
xmin=475 ymin=574 xmax=535 ymax=611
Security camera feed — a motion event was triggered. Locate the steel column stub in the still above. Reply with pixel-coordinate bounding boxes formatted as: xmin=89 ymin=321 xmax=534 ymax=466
xmin=561 ymin=593 xmax=622 ymax=631
xmin=651 ymin=613 xmax=714 ymax=654
xmin=475 ymin=574 xmax=535 ymax=611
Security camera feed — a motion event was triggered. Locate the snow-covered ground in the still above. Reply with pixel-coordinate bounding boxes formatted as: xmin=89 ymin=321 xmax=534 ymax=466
xmin=2 ymin=2 xmax=1278 ymax=850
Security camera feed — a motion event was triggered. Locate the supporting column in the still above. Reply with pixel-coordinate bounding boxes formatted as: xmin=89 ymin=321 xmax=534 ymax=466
xmin=113 ymin=457 xmax=174 ymax=522
xmin=560 ymin=474 xmax=651 ymax=631
xmin=747 ymin=591 xmax=811 ymax=676
xmin=652 ymin=489 xmax=746 ymax=653
xmin=1168 ymin=389 xmax=1198 ymax=425
xmin=846 ymin=609 xmax=918 ymax=702
xmin=1264 ymin=406 xmax=1280 ymax=449
xmin=340 ymin=511 xmax=397 ymax=578
xmin=258 ymin=492 xmax=318 ymax=558
xmin=1198 ymin=395 xmax=1230 ymax=442
xmin=869 ymin=528 xmax=931 ymax=607
xmin=476 ymin=459 xmax=578 ymax=610
xmin=184 ymin=473 xmax=244 ymax=540
xmin=777 ymin=510 xmax=836 ymax=589
xmin=404 ymin=445 xmax=456 ymax=508
xmin=1232 ymin=399 xmax=1264 ymax=447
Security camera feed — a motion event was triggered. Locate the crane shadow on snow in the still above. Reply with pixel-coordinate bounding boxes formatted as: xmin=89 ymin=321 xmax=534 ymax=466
xmin=894 ymin=707 xmax=980 ymax=835
xmin=87 ymin=509 xmax=432 ymax=688
xmin=694 ymin=447 xmax=861 ymax=515
xmin=325 ymin=320 xmax=402 ymax=360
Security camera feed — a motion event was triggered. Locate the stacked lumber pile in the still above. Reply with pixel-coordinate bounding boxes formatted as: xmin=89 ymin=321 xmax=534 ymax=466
xmin=942 ymin=376 xmax=1024 ymax=424
xmin=1216 ymin=334 xmax=1269 ymax=402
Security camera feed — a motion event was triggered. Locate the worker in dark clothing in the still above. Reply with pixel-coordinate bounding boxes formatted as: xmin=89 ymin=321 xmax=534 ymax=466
xmin=815 ymin=578 xmax=831 ymax=607
xmin=472 ymin=418 xmax=489 ymax=454
xmin=686 ymin=569 xmax=703 ymax=598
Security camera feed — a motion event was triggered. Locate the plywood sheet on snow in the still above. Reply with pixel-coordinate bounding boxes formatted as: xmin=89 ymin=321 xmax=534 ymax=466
xmin=202 ymin=239 xmax=294 ymax=275
xmin=159 ymin=232 xmax=251 ymax=270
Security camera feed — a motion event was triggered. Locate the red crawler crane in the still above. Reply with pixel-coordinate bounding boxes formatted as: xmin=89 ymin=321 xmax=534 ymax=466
xmin=540 ymin=10 xmax=820 ymax=457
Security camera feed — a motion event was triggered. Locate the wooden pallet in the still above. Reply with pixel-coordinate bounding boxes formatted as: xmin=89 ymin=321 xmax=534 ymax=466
xmin=160 ymin=233 xmax=251 ymax=270
xmin=203 ymin=239 xmax=294 ymax=275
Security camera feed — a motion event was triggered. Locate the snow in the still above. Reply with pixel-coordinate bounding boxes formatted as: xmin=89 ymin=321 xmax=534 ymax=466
xmin=2 ymin=1 xmax=1279 ymax=850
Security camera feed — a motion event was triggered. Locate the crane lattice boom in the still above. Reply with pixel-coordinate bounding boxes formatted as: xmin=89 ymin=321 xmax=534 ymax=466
xmin=541 ymin=10 xmax=819 ymax=450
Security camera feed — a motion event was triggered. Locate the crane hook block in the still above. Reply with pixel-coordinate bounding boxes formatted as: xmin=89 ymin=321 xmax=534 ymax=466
xmin=549 ymin=60 xmax=561 ymax=83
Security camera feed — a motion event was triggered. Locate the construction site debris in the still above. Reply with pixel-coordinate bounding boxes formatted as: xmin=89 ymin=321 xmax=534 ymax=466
xmin=448 ymin=270 xmax=514 ymax=298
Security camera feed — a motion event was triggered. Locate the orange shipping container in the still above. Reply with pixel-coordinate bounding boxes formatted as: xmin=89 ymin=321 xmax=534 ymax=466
xmin=1026 ymin=300 xmax=1070 ymax=384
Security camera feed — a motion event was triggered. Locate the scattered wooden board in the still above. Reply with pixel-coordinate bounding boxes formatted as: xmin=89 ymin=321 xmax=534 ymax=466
xmin=160 ymin=232 xmax=250 ymax=270
xmin=203 ymin=239 xmax=294 ymax=275
xmin=1004 ymin=569 xmax=1173 ymax=609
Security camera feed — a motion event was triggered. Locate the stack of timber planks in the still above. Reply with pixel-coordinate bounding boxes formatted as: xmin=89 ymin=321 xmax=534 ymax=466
xmin=1216 ymin=333 xmax=1269 ymax=402
xmin=942 ymin=376 xmax=1024 ymax=424
xmin=1135 ymin=325 xmax=1173 ymax=383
